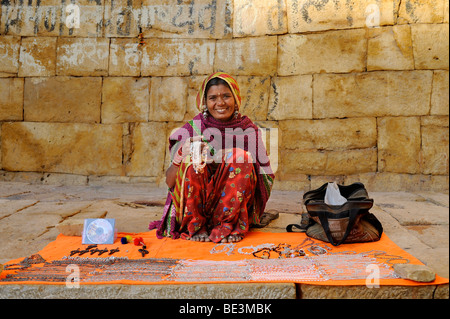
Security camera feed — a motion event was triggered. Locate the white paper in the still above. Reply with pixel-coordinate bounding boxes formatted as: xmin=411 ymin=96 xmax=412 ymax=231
xmin=324 ymin=182 xmax=347 ymax=206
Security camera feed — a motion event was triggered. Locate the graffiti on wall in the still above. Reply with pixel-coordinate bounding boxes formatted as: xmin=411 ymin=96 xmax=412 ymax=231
xmin=0 ymin=0 xmax=232 ymax=38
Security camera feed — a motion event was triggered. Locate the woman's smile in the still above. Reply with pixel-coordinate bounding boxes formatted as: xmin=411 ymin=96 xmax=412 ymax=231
xmin=215 ymin=107 xmax=230 ymax=113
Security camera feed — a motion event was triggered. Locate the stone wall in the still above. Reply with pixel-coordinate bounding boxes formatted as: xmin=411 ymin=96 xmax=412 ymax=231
xmin=0 ymin=0 xmax=448 ymax=192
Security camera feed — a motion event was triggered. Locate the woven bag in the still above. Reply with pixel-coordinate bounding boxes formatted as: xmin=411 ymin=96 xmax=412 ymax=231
xmin=287 ymin=182 xmax=383 ymax=246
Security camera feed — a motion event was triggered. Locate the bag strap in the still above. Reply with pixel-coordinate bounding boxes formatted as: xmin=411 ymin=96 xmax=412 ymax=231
xmin=286 ymin=223 xmax=305 ymax=232
xmin=317 ymin=208 xmax=359 ymax=246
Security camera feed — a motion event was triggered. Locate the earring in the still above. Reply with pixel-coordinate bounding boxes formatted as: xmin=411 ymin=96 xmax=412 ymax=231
xmin=202 ymin=105 xmax=208 ymax=119
xmin=234 ymin=106 xmax=239 ymax=119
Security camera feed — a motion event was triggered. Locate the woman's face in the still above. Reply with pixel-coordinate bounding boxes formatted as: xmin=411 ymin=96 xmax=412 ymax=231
xmin=205 ymin=83 xmax=236 ymax=122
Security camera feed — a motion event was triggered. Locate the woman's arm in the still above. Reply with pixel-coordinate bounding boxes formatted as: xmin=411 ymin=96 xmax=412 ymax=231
xmin=165 ymin=164 xmax=178 ymax=189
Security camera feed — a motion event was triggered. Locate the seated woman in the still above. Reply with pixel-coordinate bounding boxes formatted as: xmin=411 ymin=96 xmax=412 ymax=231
xmin=149 ymin=72 xmax=275 ymax=243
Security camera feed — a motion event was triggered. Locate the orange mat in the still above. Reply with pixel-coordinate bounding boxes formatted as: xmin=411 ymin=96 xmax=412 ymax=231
xmin=0 ymin=230 xmax=448 ymax=286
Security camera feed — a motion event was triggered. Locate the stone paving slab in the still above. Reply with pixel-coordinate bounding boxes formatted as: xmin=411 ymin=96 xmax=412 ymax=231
xmin=0 ymin=182 xmax=448 ymax=299
xmin=0 ymin=283 xmax=297 ymax=299
xmin=299 ymin=284 xmax=442 ymax=299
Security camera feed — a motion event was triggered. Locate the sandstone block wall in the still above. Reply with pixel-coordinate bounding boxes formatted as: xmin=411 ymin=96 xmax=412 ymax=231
xmin=0 ymin=0 xmax=448 ymax=192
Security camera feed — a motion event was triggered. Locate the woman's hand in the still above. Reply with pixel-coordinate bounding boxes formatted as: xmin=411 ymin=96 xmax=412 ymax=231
xmin=172 ymin=136 xmax=204 ymax=166
xmin=166 ymin=136 xmax=205 ymax=188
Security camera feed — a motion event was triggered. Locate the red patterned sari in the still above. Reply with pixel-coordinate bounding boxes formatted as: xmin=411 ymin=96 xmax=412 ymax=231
xmin=175 ymin=148 xmax=257 ymax=242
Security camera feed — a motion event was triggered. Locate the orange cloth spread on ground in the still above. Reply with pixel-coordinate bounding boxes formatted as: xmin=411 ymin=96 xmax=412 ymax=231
xmin=0 ymin=230 xmax=448 ymax=286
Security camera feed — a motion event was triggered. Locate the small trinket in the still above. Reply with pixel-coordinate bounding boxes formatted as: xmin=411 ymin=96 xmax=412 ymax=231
xmin=138 ymin=247 xmax=149 ymax=257
xmin=22 ymin=254 xmax=46 ymax=264
xmin=121 ymin=235 xmax=133 ymax=244
xmin=78 ymin=249 xmax=90 ymax=256
xmin=109 ymin=248 xmax=120 ymax=255
xmin=210 ymin=243 xmax=236 ymax=256
xmin=308 ymin=245 xmax=328 ymax=255
xmin=97 ymin=248 xmax=109 ymax=256
xmin=70 ymin=248 xmax=81 ymax=256
xmin=134 ymin=237 xmax=144 ymax=246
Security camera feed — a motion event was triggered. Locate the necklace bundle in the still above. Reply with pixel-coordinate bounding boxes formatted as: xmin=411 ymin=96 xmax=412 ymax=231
xmin=84 ymin=258 xmax=179 ymax=283
xmin=168 ymin=260 xmax=251 ymax=282
xmin=249 ymin=258 xmax=326 ymax=282
xmin=1 ymin=257 xmax=179 ymax=283
xmin=252 ymin=243 xmax=306 ymax=259
xmin=310 ymin=253 xmax=399 ymax=281
xmin=3 ymin=254 xmax=46 ymax=271
xmin=190 ymin=140 xmax=208 ymax=173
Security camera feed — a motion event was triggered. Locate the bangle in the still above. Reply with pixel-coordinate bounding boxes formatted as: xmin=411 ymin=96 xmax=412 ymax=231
xmin=172 ymin=147 xmax=184 ymax=165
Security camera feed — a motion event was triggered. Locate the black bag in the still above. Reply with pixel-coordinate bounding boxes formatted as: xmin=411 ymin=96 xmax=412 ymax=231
xmin=287 ymin=182 xmax=383 ymax=246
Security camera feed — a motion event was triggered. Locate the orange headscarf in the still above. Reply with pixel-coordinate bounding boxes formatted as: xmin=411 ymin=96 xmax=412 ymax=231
xmin=196 ymin=72 xmax=242 ymax=112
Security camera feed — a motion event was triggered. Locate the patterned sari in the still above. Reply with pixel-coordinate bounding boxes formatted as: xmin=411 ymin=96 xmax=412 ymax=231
xmin=149 ymin=73 xmax=275 ymax=243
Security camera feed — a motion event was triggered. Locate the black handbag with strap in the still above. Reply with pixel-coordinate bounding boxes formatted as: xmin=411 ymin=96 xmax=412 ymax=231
xmin=286 ymin=182 xmax=383 ymax=246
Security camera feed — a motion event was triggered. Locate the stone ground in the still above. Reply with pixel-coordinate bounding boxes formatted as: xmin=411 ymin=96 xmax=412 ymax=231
xmin=0 ymin=181 xmax=448 ymax=299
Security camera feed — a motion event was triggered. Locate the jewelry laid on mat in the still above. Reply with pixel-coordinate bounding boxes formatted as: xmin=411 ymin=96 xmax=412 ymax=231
xmin=209 ymin=238 xmax=333 ymax=259
xmin=309 ymin=252 xmax=400 ymax=281
xmin=108 ymin=248 xmax=120 ymax=255
xmin=58 ymin=256 xmax=130 ymax=265
xmin=1 ymin=251 xmax=404 ymax=283
xmin=138 ymin=246 xmax=149 ymax=257
xmin=1 ymin=257 xmax=100 ymax=282
xmin=1 ymin=256 xmax=179 ymax=283
xmin=69 ymin=245 xmax=121 ymax=257
xmin=70 ymin=245 xmax=97 ymax=256
xmin=361 ymin=250 xmax=410 ymax=265
xmin=251 ymin=243 xmax=305 ymax=259
xmin=307 ymin=245 xmax=330 ymax=256
xmin=1 ymin=234 xmax=408 ymax=284
xmin=88 ymin=248 xmax=109 ymax=256
xmin=237 ymin=244 xmax=275 ymax=255
xmin=3 ymin=254 xmax=46 ymax=271
xmin=167 ymin=258 xmax=327 ymax=283
xmin=249 ymin=258 xmax=326 ymax=282
xmin=84 ymin=258 xmax=179 ymax=283
xmin=168 ymin=260 xmax=251 ymax=282
xmin=210 ymin=243 xmax=237 ymax=256
xmin=21 ymin=254 xmax=46 ymax=264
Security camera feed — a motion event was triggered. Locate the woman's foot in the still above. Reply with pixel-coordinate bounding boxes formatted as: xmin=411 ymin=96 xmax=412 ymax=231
xmin=220 ymin=234 xmax=242 ymax=243
xmin=190 ymin=231 xmax=211 ymax=242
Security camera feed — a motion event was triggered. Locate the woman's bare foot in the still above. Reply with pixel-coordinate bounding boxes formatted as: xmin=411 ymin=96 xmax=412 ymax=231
xmin=190 ymin=231 xmax=211 ymax=242
xmin=220 ymin=235 xmax=242 ymax=243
